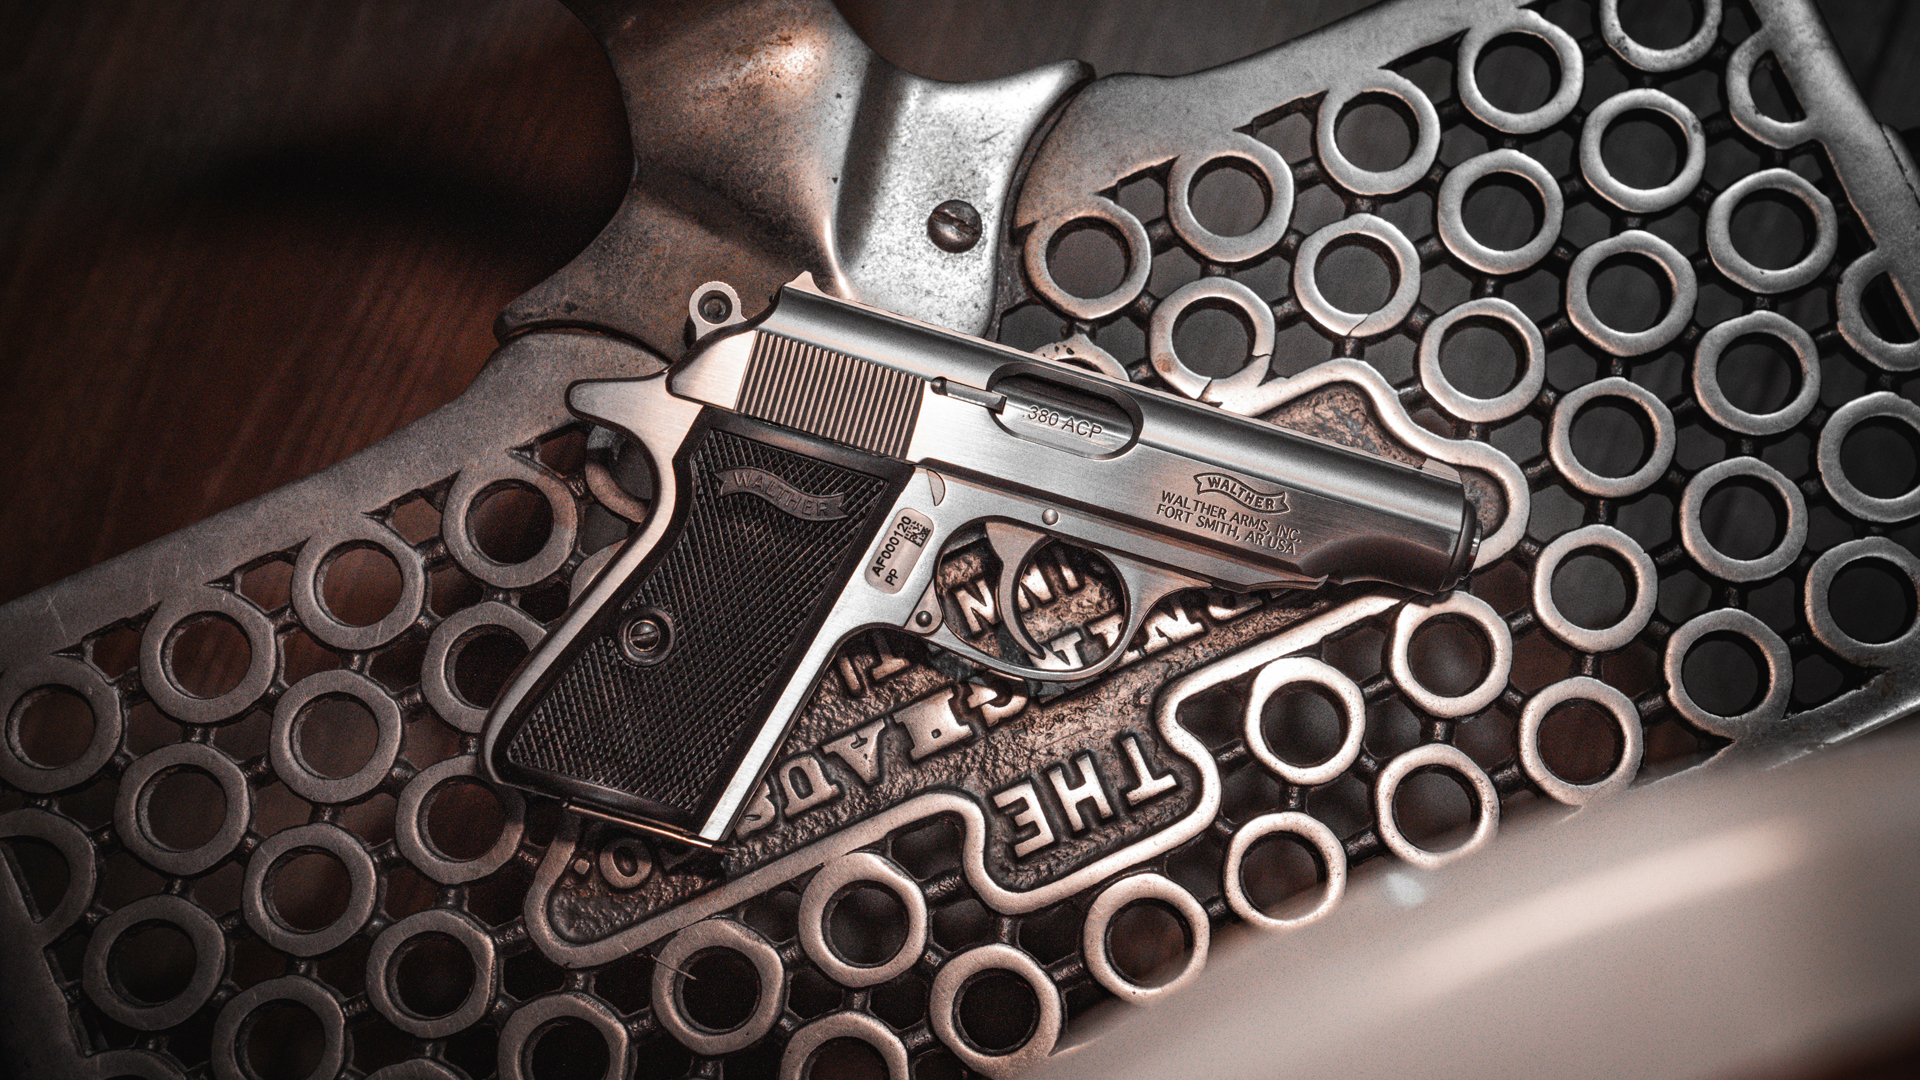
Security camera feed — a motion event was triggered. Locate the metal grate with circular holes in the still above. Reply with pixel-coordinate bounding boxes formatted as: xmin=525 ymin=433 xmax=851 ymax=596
xmin=4 ymin=1 xmax=1920 ymax=1079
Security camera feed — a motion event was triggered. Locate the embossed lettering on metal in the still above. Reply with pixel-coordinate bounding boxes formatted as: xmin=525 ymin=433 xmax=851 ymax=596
xmin=1193 ymin=472 xmax=1290 ymax=514
xmin=711 ymin=466 xmax=850 ymax=521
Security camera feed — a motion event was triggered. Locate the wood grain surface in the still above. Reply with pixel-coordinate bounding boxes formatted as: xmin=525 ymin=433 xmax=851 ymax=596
xmin=3 ymin=0 xmax=1920 ymax=1074
xmin=5 ymin=0 xmax=1914 ymax=605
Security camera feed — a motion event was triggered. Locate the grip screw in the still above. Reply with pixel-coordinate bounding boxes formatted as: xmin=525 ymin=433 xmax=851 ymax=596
xmin=697 ymin=289 xmax=733 ymax=324
xmin=620 ymin=612 xmax=671 ymax=665
xmin=927 ymin=199 xmax=982 ymax=253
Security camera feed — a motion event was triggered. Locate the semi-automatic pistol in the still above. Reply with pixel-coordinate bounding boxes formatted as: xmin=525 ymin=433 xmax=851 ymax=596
xmin=483 ymin=277 xmax=1477 ymax=845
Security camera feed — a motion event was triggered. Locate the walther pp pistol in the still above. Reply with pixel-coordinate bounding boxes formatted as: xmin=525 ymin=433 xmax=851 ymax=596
xmin=482 ymin=278 xmax=1477 ymax=846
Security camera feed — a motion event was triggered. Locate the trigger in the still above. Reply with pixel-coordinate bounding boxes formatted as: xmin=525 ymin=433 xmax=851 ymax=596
xmin=1103 ymin=554 xmax=1207 ymax=661
xmin=983 ymin=521 xmax=1053 ymax=660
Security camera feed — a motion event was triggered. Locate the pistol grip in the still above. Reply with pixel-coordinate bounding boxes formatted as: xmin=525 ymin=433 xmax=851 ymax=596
xmin=486 ymin=413 xmax=910 ymax=842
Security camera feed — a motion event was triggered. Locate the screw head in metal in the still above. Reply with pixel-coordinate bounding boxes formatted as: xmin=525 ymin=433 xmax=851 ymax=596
xmin=619 ymin=612 xmax=671 ymax=665
xmin=927 ymin=199 xmax=982 ymax=253
xmin=1042 ymin=508 xmax=1060 ymax=526
xmin=697 ymin=289 xmax=734 ymax=324
xmin=915 ymin=610 xmax=935 ymax=627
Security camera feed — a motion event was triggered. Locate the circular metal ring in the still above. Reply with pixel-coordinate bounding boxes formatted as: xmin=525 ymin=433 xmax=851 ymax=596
xmin=569 ymin=542 xmax=622 ymax=605
xmin=366 ymin=908 xmax=497 ymax=1038
xmin=1819 ymin=392 xmax=1920 ymax=522
xmin=1293 ymin=214 xmax=1421 ymax=337
xmin=1518 ymin=677 xmax=1644 ymax=805
xmin=1372 ymin=743 xmax=1501 ymax=870
xmin=1837 ymin=249 xmax=1920 ymax=372
xmin=498 ymin=992 xmax=628 ymax=1080
xmin=1679 ymin=457 xmax=1807 ymax=582
xmin=211 ymin=976 xmax=346 ymax=1080
xmin=115 ymin=742 xmax=251 ymax=876
xmin=1663 ymin=608 xmax=1792 ymax=739
xmin=421 ymin=600 xmax=545 ymax=734
xmin=290 ymin=519 xmax=427 ymax=651
xmin=269 ymin=670 xmax=403 ymax=804
xmin=82 ymin=1050 xmax=188 ymax=1080
xmin=1727 ymin=31 xmax=1816 ymax=150
xmin=443 ymin=456 xmax=578 ymax=590
xmin=1166 ymin=134 xmax=1294 ymax=264
xmin=83 ymin=894 xmax=226 ymax=1031
xmin=1549 ymin=377 xmax=1678 ymax=497
xmin=1147 ymin=277 xmax=1276 ymax=400
xmin=1081 ymin=873 xmax=1209 ymax=1003
xmin=394 ymin=755 xmax=526 ymax=885
xmin=0 ymin=808 xmax=96 ymax=944
xmin=652 ymin=918 xmax=786 ymax=1055
xmin=1223 ymin=811 xmax=1347 ymax=931
xmin=798 ymin=851 xmax=928 ymax=988
xmin=1022 ymin=198 xmax=1153 ymax=321
xmin=1241 ymin=657 xmax=1366 ymax=786
xmin=1566 ymin=231 xmax=1698 ymax=356
xmin=1419 ymin=298 xmax=1546 ymax=422
xmin=1316 ymin=72 xmax=1441 ymax=196
xmin=1456 ymin=12 xmax=1585 ymax=134
xmin=929 ymin=943 xmax=1062 ymax=1079
xmin=1600 ymin=0 xmax=1722 ymax=71
xmin=243 ymin=822 xmax=379 ymax=956
xmin=1388 ymin=592 xmax=1513 ymax=718
xmin=1693 ymin=311 xmax=1821 ymax=436
xmin=1033 ymin=332 xmax=1131 ymax=382
xmin=0 ymin=656 xmax=122 ymax=794
xmin=1579 ymin=90 xmax=1706 ymax=214
xmin=138 ymin=586 xmax=276 ymax=725
xmin=1804 ymin=537 xmax=1920 ymax=665
xmin=780 ymin=1011 xmax=911 ymax=1080
xmin=1707 ymin=168 xmax=1838 ymax=295
xmin=366 ymin=1062 xmax=468 ymax=1080
xmin=1437 ymin=150 xmax=1565 ymax=275
xmin=1531 ymin=525 xmax=1659 ymax=652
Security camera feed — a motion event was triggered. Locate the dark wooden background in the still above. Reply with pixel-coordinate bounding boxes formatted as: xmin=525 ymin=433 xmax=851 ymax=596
xmin=2 ymin=0 xmax=1917 ymax=605
xmin=3 ymin=0 xmax=1920 ymax=1075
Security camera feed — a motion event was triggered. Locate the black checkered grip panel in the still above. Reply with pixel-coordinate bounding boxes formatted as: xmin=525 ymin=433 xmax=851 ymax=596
xmin=501 ymin=428 xmax=898 ymax=823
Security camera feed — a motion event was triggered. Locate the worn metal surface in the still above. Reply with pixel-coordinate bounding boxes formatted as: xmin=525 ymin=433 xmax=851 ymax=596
xmin=499 ymin=0 xmax=1087 ymax=354
xmin=4 ymin=0 xmax=1920 ymax=1078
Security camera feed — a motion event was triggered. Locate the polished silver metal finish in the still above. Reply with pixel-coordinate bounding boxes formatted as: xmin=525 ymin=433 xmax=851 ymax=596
xmin=9 ymin=0 xmax=1920 ymax=1076
xmin=1579 ymin=89 xmax=1706 ymax=214
xmin=1517 ymin=676 xmax=1643 ymax=806
xmin=651 ymin=918 xmax=786 ymax=1055
xmin=929 ymin=943 xmax=1063 ymax=1078
xmin=488 ymin=280 xmax=1474 ymax=841
xmin=1530 ymin=525 xmax=1657 ymax=653
xmin=1372 ymin=743 xmax=1500 ymax=870
xmin=1437 ymin=151 xmax=1563 ymax=275
xmin=1565 ymin=231 xmax=1698 ymax=355
xmin=1222 ymin=811 xmax=1348 ymax=931
xmin=780 ymin=1012 xmax=911 ymax=1080
xmin=1080 ymin=872 xmax=1210 ymax=1002
xmin=797 ymin=851 xmax=928 ymax=987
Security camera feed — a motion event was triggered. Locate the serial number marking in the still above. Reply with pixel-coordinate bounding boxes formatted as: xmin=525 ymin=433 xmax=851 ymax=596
xmin=865 ymin=508 xmax=934 ymax=594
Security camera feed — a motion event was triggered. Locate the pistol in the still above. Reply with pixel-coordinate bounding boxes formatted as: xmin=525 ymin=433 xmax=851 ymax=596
xmin=481 ymin=277 xmax=1477 ymax=846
